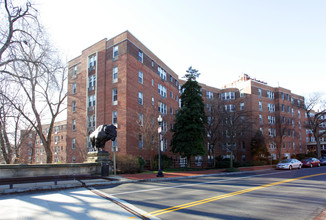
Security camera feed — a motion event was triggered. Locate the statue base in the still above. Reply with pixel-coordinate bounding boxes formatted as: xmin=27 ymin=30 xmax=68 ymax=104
xmin=86 ymin=151 xmax=110 ymax=163
xmin=86 ymin=151 xmax=111 ymax=176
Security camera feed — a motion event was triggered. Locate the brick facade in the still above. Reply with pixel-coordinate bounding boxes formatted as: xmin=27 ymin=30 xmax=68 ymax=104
xmin=67 ymin=31 xmax=180 ymax=163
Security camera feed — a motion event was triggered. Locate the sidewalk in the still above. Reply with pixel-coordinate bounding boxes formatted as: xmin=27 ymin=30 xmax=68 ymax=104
xmin=0 ymin=165 xmax=273 ymax=195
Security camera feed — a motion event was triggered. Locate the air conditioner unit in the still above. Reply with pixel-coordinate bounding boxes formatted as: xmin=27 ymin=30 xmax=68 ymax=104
xmin=55 ymin=142 xmax=58 ymax=145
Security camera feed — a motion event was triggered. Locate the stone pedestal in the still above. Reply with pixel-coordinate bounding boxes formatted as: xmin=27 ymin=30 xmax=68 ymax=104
xmin=86 ymin=151 xmax=111 ymax=176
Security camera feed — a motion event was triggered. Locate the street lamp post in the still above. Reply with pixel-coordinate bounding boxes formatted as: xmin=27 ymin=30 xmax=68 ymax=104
xmin=157 ymin=114 xmax=164 ymax=177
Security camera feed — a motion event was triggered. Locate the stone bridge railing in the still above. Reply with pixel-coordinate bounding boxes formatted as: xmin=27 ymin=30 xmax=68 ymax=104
xmin=0 ymin=163 xmax=100 ymax=179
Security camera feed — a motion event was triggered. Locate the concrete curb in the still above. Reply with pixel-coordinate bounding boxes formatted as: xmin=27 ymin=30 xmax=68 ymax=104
xmin=0 ymin=168 xmax=273 ymax=195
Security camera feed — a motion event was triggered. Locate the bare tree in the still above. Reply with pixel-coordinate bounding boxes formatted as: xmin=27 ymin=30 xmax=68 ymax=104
xmin=305 ymin=93 xmax=326 ymax=158
xmin=0 ymin=0 xmax=39 ymax=70
xmin=0 ymin=82 xmax=33 ymax=164
xmin=137 ymin=106 xmax=159 ymax=169
xmin=205 ymin=98 xmax=223 ymax=167
xmin=213 ymin=93 xmax=254 ymax=168
xmin=0 ymin=0 xmax=67 ymax=163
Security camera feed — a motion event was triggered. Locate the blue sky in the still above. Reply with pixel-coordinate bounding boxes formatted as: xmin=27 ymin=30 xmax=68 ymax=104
xmin=35 ymin=0 xmax=326 ymax=98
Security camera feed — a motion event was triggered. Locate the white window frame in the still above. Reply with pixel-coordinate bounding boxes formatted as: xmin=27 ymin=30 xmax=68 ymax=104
xmin=138 ymin=71 xmax=143 ymax=84
xmin=138 ymin=50 xmax=143 ymax=63
xmin=72 ymin=101 xmax=76 ymax=112
xmin=113 ymin=67 xmax=118 ymax=83
xmin=112 ymin=88 xmax=118 ymax=105
xmin=138 ymin=92 xmax=143 ymax=105
xmin=113 ymin=45 xmax=118 ymax=58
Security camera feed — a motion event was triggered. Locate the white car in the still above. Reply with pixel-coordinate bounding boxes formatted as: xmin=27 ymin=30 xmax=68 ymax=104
xmin=276 ymin=159 xmax=302 ymax=170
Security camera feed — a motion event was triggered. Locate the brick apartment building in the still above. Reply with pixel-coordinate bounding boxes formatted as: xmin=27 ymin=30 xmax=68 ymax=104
xmin=19 ymin=130 xmax=36 ymax=164
xmin=222 ymin=74 xmax=308 ymax=160
xmin=64 ymin=31 xmax=309 ymax=164
xmin=34 ymin=120 xmax=67 ymax=164
xmin=18 ymin=120 xmax=67 ymax=164
xmin=67 ymin=31 xmax=180 ymax=163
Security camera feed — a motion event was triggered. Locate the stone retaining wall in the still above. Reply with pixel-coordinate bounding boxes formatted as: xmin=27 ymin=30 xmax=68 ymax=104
xmin=0 ymin=163 xmax=100 ymax=178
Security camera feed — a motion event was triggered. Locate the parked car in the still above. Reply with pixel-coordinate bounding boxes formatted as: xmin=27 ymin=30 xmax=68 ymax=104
xmin=319 ymin=157 xmax=326 ymax=166
xmin=301 ymin=158 xmax=321 ymax=168
xmin=276 ymin=159 xmax=302 ymax=170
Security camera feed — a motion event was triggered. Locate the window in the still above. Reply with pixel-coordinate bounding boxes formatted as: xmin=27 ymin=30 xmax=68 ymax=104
xmin=158 ymin=102 xmax=167 ymax=114
xmin=112 ymin=111 xmax=117 ymax=125
xmin=138 ymin=92 xmax=143 ymax=105
xmin=72 ymin=138 xmax=76 ymax=149
xmin=152 ymin=60 xmax=154 ymax=67
xmin=72 ymin=101 xmax=76 ymax=112
xmin=88 ymin=115 xmax=96 ymax=128
xmin=158 ymin=66 xmax=166 ymax=81
xmin=298 ymin=110 xmax=301 ymax=118
xmin=206 ymin=91 xmax=213 ymax=99
xmin=152 ymin=97 xmax=154 ymax=105
xmin=113 ymin=45 xmax=118 ymax=58
xmin=152 ymin=79 xmax=154 ymax=86
xmin=222 ymin=92 xmax=235 ymax=100
xmin=267 ymin=91 xmax=274 ymax=100
xmin=72 ymin=119 xmax=76 ymax=131
xmin=281 ymin=92 xmax=284 ymax=100
xmin=258 ymin=89 xmax=262 ymax=98
xmin=224 ymin=104 xmax=235 ymax=112
xmin=170 ymin=107 xmax=173 ymax=115
xmin=259 ymin=115 xmax=263 ymax=124
xmin=259 ymin=102 xmax=262 ymax=111
xmin=138 ymin=113 xmax=143 ymax=126
xmin=112 ymin=88 xmax=118 ymax=105
xmin=138 ymin=50 xmax=143 ymax=63
xmin=268 ymin=116 xmax=275 ymax=124
xmin=139 ymin=134 xmax=143 ymax=148
xmin=158 ymin=84 xmax=167 ymax=97
xmin=113 ymin=67 xmax=118 ymax=83
xmin=73 ymin=65 xmax=77 ymax=76
xmin=72 ymin=83 xmax=76 ymax=94
xmin=88 ymin=95 xmax=96 ymax=107
xmin=260 ymin=127 xmax=263 ymax=134
xmin=88 ymin=54 xmax=96 ymax=70
xmin=138 ymin=71 xmax=143 ymax=84
xmin=170 ymin=91 xmax=173 ymax=99
xmin=268 ymin=103 xmax=275 ymax=113
xmin=88 ymin=75 xmax=96 ymax=89
xmin=240 ymin=103 xmax=244 ymax=110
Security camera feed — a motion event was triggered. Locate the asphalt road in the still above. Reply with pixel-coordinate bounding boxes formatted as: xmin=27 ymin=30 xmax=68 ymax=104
xmin=97 ymin=166 xmax=326 ymax=220
xmin=0 ymin=167 xmax=325 ymax=220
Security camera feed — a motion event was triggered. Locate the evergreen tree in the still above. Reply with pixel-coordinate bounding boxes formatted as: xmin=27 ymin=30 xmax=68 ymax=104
xmin=171 ymin=67 xmax=207 ymax=167
xmin=250 ymin=130 xmax=270 ymax=161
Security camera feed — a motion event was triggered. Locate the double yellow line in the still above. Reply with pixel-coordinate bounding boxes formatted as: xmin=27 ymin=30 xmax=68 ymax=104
xmin=135 ymin=172 xmax=326 ymax=218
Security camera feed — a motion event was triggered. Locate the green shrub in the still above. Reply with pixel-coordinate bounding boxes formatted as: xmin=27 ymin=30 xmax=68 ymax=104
xmin=138 ymin=155 xmax=146 ymax=172
xmin=153 ymin=154 xmax=173 ymax=170
xmin=116 ymin=154 xmax=139 ymax=174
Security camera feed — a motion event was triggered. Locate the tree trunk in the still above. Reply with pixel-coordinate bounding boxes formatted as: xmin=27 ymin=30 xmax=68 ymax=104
xmin=230 ymin=151 xmax=233 ymax=168
xmin=316 ymin=139 xmax=322 ymax=158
